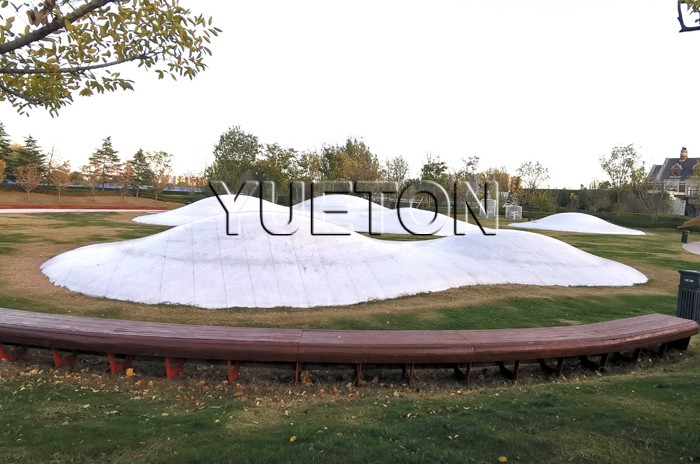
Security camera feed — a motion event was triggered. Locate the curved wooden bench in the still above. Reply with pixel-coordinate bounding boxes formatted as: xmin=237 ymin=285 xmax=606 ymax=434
xmin=0 ymin=308 xmax=696 ymax=384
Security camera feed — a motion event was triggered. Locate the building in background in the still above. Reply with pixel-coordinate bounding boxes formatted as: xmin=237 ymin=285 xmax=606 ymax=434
xmin=650 ymin=147 xmax=700 ymax=215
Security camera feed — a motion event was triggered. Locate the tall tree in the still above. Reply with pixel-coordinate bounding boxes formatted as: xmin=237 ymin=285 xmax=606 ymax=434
xmin=297 ymin=151 xmax=322 ymax=183
xmin=15 ymin=164 xmax=41 ymax=199
xmin=631 ymin=165 xmax=669 ymax=221
xmin=419 ymin=153 xmax=449 ymax=186
xmin=515 ymin=161 xmax=549 ymax=209
xmin=130 ymin=149 xmax=154 ymax=198
xmin=600 ymin=144 xmax=643 ymax=205
xmin=256 ymin=143 xmax=299 ymax=203
xmin=0 ymin=1 xmax=220 ymax=115
xmin=319 ymin=138 xmax=382 ymax=181
xmin=48 ymin=160 xmax=71 ymax=201
xmin=147 ymin=150 xmax=172 ymax=201
xmin=384 ymin=155 xmax=411 ymax=189
xmin=3 ymin=142 xmax=23 ymax=180
xmin=206 ymin=126 xmax=260 ymax=189
xmin=88 ymin=136 xmax=119 ymax=189
xmin=339 ymin=138 xmax=382 ymax=181
xmin=116 ymin=161 xmax=133 ymax=203
xmin=21 ymin=135 xmax=46 ymax=169
xmin=516 ymin=161 xmax=549 ymax=192
xmin=80 ymin=160 xmax=101 ymax=201
xmin=0 ymin=122 xmax=10 ymax=166
xmin=600 ymin=144 xmax=641 ymax=190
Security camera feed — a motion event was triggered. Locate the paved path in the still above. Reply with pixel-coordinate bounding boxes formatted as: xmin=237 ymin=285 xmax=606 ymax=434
xmin=0 ymin=208 xmax=163 ymax=214
xmin=682 ymin=242 xmax=700 ymax=255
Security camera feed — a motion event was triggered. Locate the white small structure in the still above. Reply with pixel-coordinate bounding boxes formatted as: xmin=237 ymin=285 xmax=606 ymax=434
xmin=478 ymin=199 xmax=497 ymax=218
xmin=509 ymin=212 xmax=645 ymax=235
xmin=505 ymin=205 xmax=522 ymax=220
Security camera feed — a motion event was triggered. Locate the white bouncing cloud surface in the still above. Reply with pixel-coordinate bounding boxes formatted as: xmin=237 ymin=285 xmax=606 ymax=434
xmin=133 ymin=194 xmax=289 ymax=227
xmin=509 ymin=212 xmax=645 ymax=235
xmin=135 ymin=194 xmax=478 ymax=236
xmin=43 ymin=212 xmax=647 ymax=309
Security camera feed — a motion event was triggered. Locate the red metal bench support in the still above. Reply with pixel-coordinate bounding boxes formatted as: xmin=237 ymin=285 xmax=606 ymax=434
xmin=0 ymin=344 xmax=26 ymax=361
xmin=227 ymin=360 xmax=241 ymax=384
xmin=165 ymin=358 xmax=185 ymax=379
xmin=108 ymin=354 xmax=133 ymax=374
xmin=51 ymin=348 xmax=78 ymax=368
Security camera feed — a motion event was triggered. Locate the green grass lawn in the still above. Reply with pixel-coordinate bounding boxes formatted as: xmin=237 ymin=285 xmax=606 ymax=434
xmin=1 ymin=350 xmax=699 ymax=464
xmin=1 ymin=212 xmax=699 ymax=463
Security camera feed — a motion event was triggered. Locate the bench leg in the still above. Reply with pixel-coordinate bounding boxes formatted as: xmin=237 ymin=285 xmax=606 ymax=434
xmin=354 ymin=363 xmax=363 ymax=386
xmin=402 ymin=363 xmax=415 ymax=384
xmin=107 ymin=353 xmax=133 ymax=374
xmin=538 ymin=357 xmax=565 ymax=377
xmin=227 ymin=360 xmax=241 ymax=384
xmin=294 ymin=362 xmax=301 ymax=385
xmin=165 ymin=358 xmax=185 ymax=379
xmin=497 ymin=361 xmax=520 ymax=381
xmin=51 ymin=348 xmax=78 ymax=368
xmin=579 ymin=353 xmax=609 ymax=371
xmin=453 ymin=363 xmax=472 ymax=386
xmin=0 ymin=344 xmax=26 ymax=361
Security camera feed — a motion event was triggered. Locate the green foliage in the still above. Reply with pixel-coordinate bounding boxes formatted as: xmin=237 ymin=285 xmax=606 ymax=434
xmin=130 ymin=148 xmax=154 ymax=197
xmin=0 ymin=0 xmax=221 ymax=115
xmin=524 ymin=189 xmax=555 ymax=212
xmin=318 ymin=138 xmax=382 ymax=182
xmin=206 ymin=125 xmax=260 ymax=189
xmin=516 ymin=160 xmax=549 ymax=192
xmin=419 ymin=153 xmax=449 ymax=186
xmin=384 ymin=155 xmax=411 ymax=189
xmin=257 ymin=143 xmax=299 ymax=203
xmin=600 ymin=144 xmax=642 ymax=190
xmin=146 ymin=150 xmax=172 ymax=201
xmin=88 ymin=136 xmax=119 ymax=189
xmin=0 ymin=121 xmax=10 ymax=167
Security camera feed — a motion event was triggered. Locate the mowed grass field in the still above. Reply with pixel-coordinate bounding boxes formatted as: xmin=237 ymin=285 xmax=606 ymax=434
xmin=0 ymin=210 xmax=700 ymax=463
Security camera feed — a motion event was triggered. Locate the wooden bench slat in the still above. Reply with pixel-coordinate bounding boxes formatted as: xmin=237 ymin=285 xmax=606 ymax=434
xmin=0 ymin=308 xmax=696 ymax=368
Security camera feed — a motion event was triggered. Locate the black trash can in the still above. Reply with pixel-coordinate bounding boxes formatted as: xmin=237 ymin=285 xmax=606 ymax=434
xmin=682 ymin=230 xmax=689 ymax=243
xmin=677 ymin=270 xmax=700 ymax=322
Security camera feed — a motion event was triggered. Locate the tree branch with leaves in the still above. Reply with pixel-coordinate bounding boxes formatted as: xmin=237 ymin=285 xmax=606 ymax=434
xmin=0 ymin=0 xmax=221 ymax=115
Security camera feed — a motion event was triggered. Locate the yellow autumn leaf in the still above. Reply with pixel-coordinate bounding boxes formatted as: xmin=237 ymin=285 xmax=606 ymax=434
xmin=498 ymin=457 xmax=508 ymax=463
xmin=125 ymin=368 xmax=135 ymax=377
xmin=289 ymin=435 xmax=297 ymax=443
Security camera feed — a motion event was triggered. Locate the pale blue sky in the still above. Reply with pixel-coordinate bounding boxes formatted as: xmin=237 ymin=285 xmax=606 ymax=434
xmin=0 ymin=0 xmax=698 ymax=187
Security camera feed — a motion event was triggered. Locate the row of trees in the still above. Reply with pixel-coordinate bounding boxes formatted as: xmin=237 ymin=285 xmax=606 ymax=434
xmin=0 ymin=123 xmax=174 ymax=201
xmin=83 ymin=137 xmax=174 ymax=201
xmin=205 ymin=126 xmax=551 ymax=207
